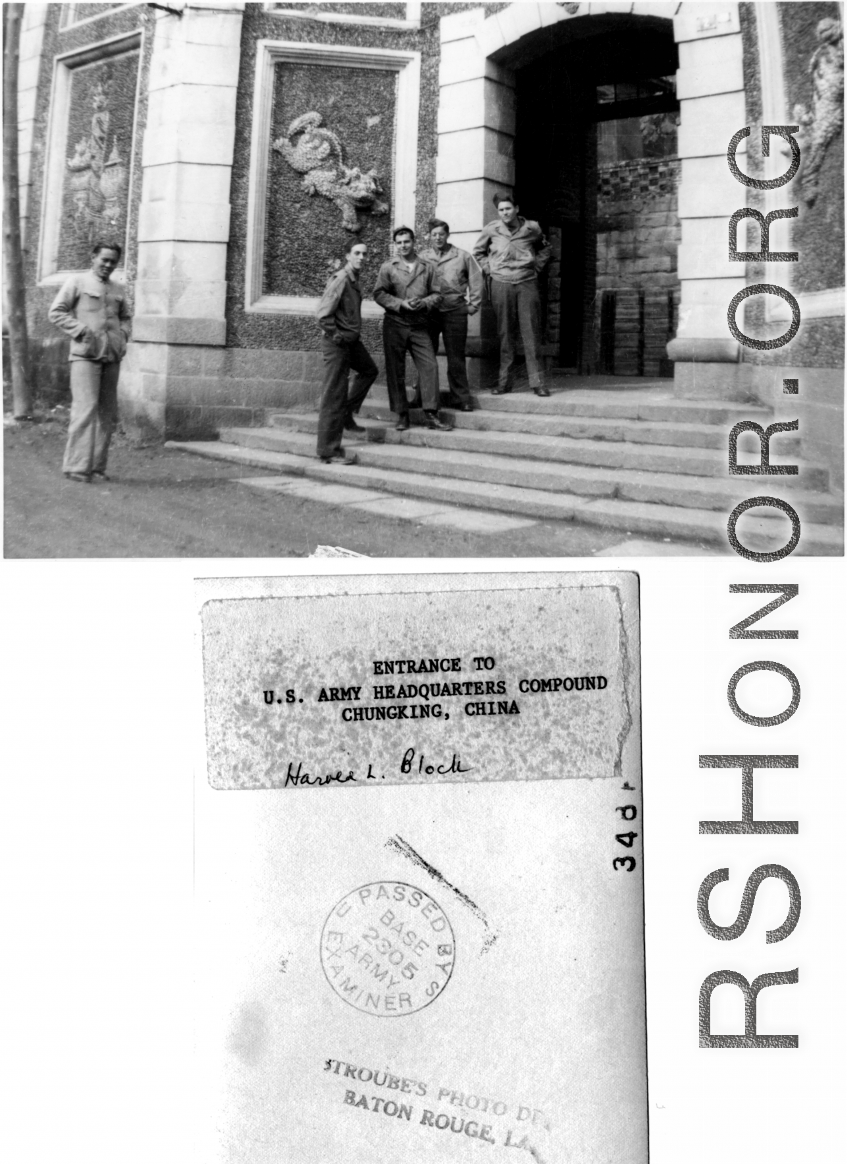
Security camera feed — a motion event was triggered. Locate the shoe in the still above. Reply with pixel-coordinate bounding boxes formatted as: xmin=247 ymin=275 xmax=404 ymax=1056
xmin=454 ymin=402 xmax=474 ymax=412
xmin=318 ymin=450 xmax=358 ymax=465
xmin=91 ymin=470 xmax=111 ymax=481
xmin=63 ymin=471 xmax=90 ymax=483
xmin=533 ymin=386 xmax=551 ymax=397
xmin=395 ymin=415 xmax=410 ymax=431
xmin=492 ymin=386 xmax=512 ymax=395
xmin=344 ymin=419 xmax=366 ymax=433
xmin=424 ymin=412 xmax=453 ymax=431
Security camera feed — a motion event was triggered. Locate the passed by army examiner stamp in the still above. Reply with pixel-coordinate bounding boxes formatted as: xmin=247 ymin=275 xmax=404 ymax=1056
xmin=321 ymin=882 xmax=455 ymax=1017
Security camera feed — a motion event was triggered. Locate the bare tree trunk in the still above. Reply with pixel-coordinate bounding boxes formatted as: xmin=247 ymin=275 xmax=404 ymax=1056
xmin=3 ymin=2 xmax=33 ymax=419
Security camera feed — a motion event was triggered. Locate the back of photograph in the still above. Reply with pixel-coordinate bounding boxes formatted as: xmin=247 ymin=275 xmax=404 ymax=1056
xmin=196 ymin=571 xmax=646 ymax=1163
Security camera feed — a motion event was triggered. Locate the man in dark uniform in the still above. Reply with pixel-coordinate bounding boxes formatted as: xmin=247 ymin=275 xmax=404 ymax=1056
xmin=473 ymin=194 xmax=552 ymax=397
xmin=315 ymin=239 xmax=378 ymax=463
xmin=373 ymin=226 xmax=451 ymax=432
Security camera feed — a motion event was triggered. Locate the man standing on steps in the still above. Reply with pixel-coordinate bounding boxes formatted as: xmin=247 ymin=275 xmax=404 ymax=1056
xmin=473 ymin=193 xmax=551 ymax=397
xmin=418 ymin=218 xmax=483 ymax=412
xmin=373 ymin=226 xmax=451 ymax=432
xmin=315 ymin=239 xmax=378 ymax=464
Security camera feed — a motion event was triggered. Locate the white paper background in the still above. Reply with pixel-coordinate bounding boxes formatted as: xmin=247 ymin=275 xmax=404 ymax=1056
xmin=2 ymin=552 xmax=844 ymax=1162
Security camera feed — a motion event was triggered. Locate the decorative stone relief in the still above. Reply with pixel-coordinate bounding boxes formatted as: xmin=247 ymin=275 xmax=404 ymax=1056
xmin=65 ymin=81 xmax=128 ymax=245
xmin=793 ymin=17 xmax=844 ymax=207
xmin=273 ymin=112 xmax=388 ymax=232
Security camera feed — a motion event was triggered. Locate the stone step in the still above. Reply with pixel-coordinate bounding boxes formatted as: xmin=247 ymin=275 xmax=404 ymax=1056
xmin=341 ymin=401 xmax=803 ymax=454
xmin=267 ymin=411 xmax=820 ymax=485
xmin=217 ymin=427 xmax=842 ymax=524
xmin=362 ymin=387 xmax=774 ymax=426
xmin=237 ymin=476 xmax=537 ymax=534
xmin=165 ymin=439 xmax=844 ymax=556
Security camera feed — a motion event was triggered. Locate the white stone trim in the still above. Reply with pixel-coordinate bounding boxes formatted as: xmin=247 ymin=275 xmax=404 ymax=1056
xmin=245 ymin=39 xmax=420 ymax=316
xmin=672 ymin=3 xmax=744 ymax=351
xmin=36 ymin=29 xmax=144 ymax=284
xmin=39 ymin=267 xmax=128 ymax=288
xmin=440 ymin=7 xmax=485 ymax=43
xmin=133 ymin=5 xmax=242 ymax=337
xmin=769 ymin=287 xmax=845 ymax=322
xmin=249 ymin=294 xmax=384 ymax=319
xmin=435 ymin=0 xmax=753 ymax=363
xmin=60 ymin=3 xmax=144 ymax=32
xmin=17 ymin=4 xmax=48 ymax=245
xmin=263 ymin=2 xmax=421 ymax=31
xmin=673 ymin=2 xmax=740 ymax=43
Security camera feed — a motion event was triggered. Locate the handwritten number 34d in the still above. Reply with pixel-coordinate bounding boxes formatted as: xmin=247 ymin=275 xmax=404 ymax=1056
xmin=614 ymin=832 xmax=638 ymax=872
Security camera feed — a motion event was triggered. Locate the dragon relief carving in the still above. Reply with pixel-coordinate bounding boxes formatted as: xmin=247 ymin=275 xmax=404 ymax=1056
xmin=793 ymin=17 xmax=844 ymax=207
xmin=273 ymin=111 xmax=388 ymax=232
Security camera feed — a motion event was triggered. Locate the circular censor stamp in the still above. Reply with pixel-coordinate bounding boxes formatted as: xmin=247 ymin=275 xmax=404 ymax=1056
xmin=321 ymin=882 xmax=456 ymax=1017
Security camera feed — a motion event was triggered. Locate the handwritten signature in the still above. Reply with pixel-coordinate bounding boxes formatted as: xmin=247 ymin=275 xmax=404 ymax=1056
xmin=283 ymin=750 xmax=472 ymax=787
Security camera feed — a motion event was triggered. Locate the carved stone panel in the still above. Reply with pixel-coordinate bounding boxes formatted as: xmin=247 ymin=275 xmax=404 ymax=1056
xmin=782 ymin=3 xmax=844 ymax=295
xmin=263 ymin=61 xmax=396 ymax=298
xmin=57 ymin=47 xmax=139 ymax=271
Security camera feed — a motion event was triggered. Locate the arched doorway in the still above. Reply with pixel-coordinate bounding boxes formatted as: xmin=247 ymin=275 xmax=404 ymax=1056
xmin=511 ymin=14 xmax=679 ymax=375
xmin=435 ymin=3 xmax=747 ymax=394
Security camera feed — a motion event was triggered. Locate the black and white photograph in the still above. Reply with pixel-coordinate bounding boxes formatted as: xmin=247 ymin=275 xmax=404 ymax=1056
xmin=4 ymin=0 xmax=843 ymax=557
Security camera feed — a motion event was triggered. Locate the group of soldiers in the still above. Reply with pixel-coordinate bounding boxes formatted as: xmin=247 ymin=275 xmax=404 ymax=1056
xmin=315 ymin=192 xmax=552 ymax=465
xmin=46 ymin=194 xmax=552 ymax=482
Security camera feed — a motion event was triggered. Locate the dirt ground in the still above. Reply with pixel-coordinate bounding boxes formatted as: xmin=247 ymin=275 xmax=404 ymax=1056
xmin=4 ymin=412 xmax=693 ymax=559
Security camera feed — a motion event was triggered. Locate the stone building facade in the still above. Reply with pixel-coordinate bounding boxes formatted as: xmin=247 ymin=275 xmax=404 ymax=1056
xmin=15 ymin=1 xmax=845 ymax=486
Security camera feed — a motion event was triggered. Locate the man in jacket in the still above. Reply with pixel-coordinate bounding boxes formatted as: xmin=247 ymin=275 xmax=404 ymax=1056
xmin=418 ymin=218 xmax=482 ymax=412
xmin=48 ymin=239 xmax=131 ymax=482
xmin=315 ymin=239 xmax=378 ymax=464
xmin=473 ymin=194 xmax=552 ymax=397
xmin=373 ymin=226 xmax=451 ymax=431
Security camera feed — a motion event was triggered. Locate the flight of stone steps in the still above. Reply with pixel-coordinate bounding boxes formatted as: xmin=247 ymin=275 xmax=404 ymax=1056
xmin=168 ymin=384 xmax=844 ymax=555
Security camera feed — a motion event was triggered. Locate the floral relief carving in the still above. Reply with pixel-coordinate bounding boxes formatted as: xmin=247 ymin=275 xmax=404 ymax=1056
xmin=273 ymin=111 xmax=388 ymax=232
xmin=793 ymin=17 xmax=844 ymax=207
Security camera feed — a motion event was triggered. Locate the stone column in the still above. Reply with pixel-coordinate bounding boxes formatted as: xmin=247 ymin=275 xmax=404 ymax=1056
xmin=435 ymin=7 xmax=516 ymax=389
xmin=667 ymin=2 xmax=748 ymax=398
xmin=121 ymin=0 xmax=244 ymax=437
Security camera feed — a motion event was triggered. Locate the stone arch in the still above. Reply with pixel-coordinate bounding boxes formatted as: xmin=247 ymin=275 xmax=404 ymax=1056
xmin=435 ymin=2 xmax=747 ymax=388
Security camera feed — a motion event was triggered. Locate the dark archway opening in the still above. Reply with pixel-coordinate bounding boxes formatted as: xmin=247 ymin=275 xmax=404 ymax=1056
xmin=508 ymin=16 xmax=680 ymax=377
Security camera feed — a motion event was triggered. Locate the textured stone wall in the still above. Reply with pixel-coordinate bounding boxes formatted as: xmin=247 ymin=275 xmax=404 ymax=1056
xmin=225 ymin=3 xmax=443 ymax=353
xmin=70 ymin=4 xmax=130 ymax=23
xmin=738 ymin=1 xmax=844 ymax=368
xmin=595 ymin=158 xmax=680 ymax=377
xmin=264 ymin=62 xmax=396 ymax=298
xmin=24 ymin=3 xmax=152 ymax=404
xmin=735 ymin=2 xmax=843 ymax=490
xmin=269 ymin=2 xmax=407 ymax=18
xmin=57 ymin=47 xmax=139 ymax=270
xmin=781 ymin=0 xmax=844 ymax=295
